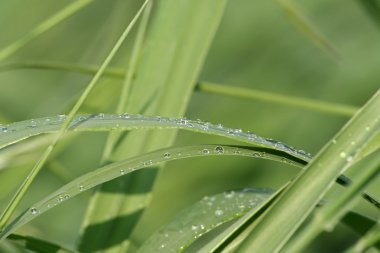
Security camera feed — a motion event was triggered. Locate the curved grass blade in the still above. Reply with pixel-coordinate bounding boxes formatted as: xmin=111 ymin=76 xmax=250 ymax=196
xmin=236 ymin=90 xmax=380 ymax=253
xmin=0 ymin=144 xmax=303 ymax=239
xmin=0 ymin=61 xmax=359 ymax=118
xmin=0 ymin=114 xmax=311 ymax=162
xmin=1 ymin=114 xmax=379 ymax=209
xmin=0 ymin=0 xmax=150 ymax=230
xmin=136 ymin=188 xmax=273 ymax=253
xmin=0 ymin=0 xmax=93 ymax=62
xmin=6 ymin=234 xmax=77 ymax=253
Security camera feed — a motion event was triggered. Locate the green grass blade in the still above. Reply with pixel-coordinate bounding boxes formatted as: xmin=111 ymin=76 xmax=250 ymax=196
xmin=0 ymin=0 xmax=93 ymax=62
xmin=236 ymin=89 xmax=380 ymax=253
xmin=197 ymin=82 xmax=358 ymax=117
xmin=101 ymin=0 xmax=152 ymax=164
xmin=283 ymin=149 xmax=380 ymax=253
xmin=197 ymin=183 xmax=289 ymax=253
xmin=1 ymin=113 xmax=379 ymax=209
xmin=0 ymin=144 xmax=297 ymax=239
xmin=79 ymin=1 xmax=228 ymax=251
xmin=0 ymin=114 xmax=312 ymax=162
xmin=277 ymin=0 xmax=338 ymax=59
xmin=6 ymin=234 xmax=77 ymax=253
xmin=136 ymin=188 xmax=273 ymax=253
xmin=0 ymin=62 xmax=359 ymax=117
xmin=0 ymin=0 xmax=149 ymax=231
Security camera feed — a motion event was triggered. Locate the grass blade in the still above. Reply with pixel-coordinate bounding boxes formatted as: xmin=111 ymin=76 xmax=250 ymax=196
xmin=1 ymin=113 xmax=379 ymax=209
xmin=0 ymin=62 xmax=359 ymax=117
xmin=236 ymin=89 xmax=380 ymax=253
xmin=197 ymin=183 xmax=289 ymax=253
xmin=0 ymin=0 xmax=93 ymax=62
xmin=0 ymin=0 xmax=149 ymax=231
xmin=277 ymin=0 xmax=338 ymax=59
xmin=78 ymin=1 xmax=228 ymax=251
xmin=6 ymin=234 xmax=77 ymax=253
xmin=283 ymin=149 xmax=380 ymax=252
xmin=136 ymin=188 xmax=273 ymax=253
xmin=196 ymin=82 xmax=358 ymax=117
xmin=0 ymin=144 xmax=298 ymax=239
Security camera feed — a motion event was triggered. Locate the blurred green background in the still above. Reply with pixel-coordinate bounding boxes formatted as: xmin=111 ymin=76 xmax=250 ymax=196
xmin=0 ymin=0 xmax=379 ymax=252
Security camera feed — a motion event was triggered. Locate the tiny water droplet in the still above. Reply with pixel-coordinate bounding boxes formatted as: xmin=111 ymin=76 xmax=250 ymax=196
xmin=160 ymin=244 xmax=166 ymax=249
xmin=224 ymin=191 xmax=235 ymax=198
xmin=79 ymin=185 xmax=85 ymax=191
xmin=217 ymin=123 xmax=223 ymax=129
xmin=365 ymin=126 xmax=370 ymax=131
xmin=30 ymin=208 xmax=38 ymax=215
xmin=215 ymin=209 xmax=223 ymax=216
xmin=340 ymin=152 xmax=347 ymax=158
xmin=346 ymin=156 xmax=353 ymax=162
xmin=120 ymin=169 xmax=125 ymax=175
xmin=215 ymin=146 xmax=224 ymax=154
xmin=202 ymin=149 xmax=210 ymax=154
xmin=163 ymin=152 xmax=171 ymax=159
xmin=191 ymin=225 xmax=199 ymax=231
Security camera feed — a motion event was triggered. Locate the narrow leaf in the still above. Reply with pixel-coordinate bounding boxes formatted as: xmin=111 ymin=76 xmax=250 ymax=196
xmin=0 ymin=144 xmax=300 ymax=239
xmin=136 ymin=189 xmax=273 ymax=253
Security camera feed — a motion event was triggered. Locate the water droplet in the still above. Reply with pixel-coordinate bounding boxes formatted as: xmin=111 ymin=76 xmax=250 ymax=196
xmin=340 ymin=152 xmax=347 ymax=158
xmin=215 ymin=146 xmax=224 ymax=154
xmin=96 ymin=113 xmax=105 ymax=119
xmin=191 ymin=225 xmax=199 ymax=231
xmin=365 ymin=126 xmax=370 ymax=131
xmin=215 ymin=209 xmax=223 ymax=216
xmin=120 ymin=169 xmax=125 ymax=175
xmin=30 ymin=208 xmax=38 ymax=215
xmin=202 ymin=149 xmax=210 ymax=154
xmin=224 ymin=191 xmax=235 ymax=198
xmin=163 ymin=152 xmax=171 ymax=159
xmin=123 ymin=113 xmax=130 ymax=118
xmin=346 ymin=156 xmax=353 ymax=162
xmin=234 ymin=129 xmax=242 ymax=134
xmin=351 ymin=141 xmax=356 ymax=146
xmin=144 ymin=160 xmax=153 ymax=166
xmin=79 ymin=185 xmax=85 ymax=191
xmin=160 ymin=244 xmax=166 ymax=249
xmin=58 ymin=195 xmax=65 ymax=202
xmin=217 ymin=123 xmax=223 ymax=129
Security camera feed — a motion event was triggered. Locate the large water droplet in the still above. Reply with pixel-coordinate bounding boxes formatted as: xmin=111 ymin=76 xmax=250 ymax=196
xmin=215 ymin=146 xmax=224 ymax=154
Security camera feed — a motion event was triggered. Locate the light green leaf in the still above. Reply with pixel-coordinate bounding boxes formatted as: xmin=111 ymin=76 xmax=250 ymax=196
xmin=0 ymin=144 xmax=299 ymax=239
xmin=136 ymin=189 xmax=273 ymax=253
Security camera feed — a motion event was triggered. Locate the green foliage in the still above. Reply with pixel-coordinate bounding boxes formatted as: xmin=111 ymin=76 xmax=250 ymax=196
xmin=0 ymin=1 xmax=379 ymax=253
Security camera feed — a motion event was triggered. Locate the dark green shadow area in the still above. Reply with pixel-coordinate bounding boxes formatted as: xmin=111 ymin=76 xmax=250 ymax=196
xmin=79 ymin=209 xmax=144 ymax=253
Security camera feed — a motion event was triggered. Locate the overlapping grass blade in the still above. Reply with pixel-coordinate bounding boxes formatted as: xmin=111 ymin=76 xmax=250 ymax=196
xmin=237 ymin=90 xmax=380 ymax=253
xmin=0 ymin=144 xmax=301 ymax=239
xmin=283 ymin=149 xmax=380 ymax=252
xmin=78 ymin=1 xmax=228 ymax=251
xmin=0 ymin=1 xmax=150 ymax=230
xmin=1 ymin=114 xmax=379 ymax=209
xmin=0 ymin=0 xmax=93 ymax=62
xmin=6 ymin=234 xmax=77 ymax=253
xmin=136 ymin=188 xmax=273 ymax=253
